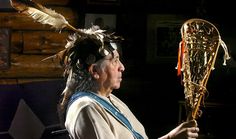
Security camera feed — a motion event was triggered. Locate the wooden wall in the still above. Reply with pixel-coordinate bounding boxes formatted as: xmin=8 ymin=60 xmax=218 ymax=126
xmin=0 ymin=0 xmax=79 ymax=84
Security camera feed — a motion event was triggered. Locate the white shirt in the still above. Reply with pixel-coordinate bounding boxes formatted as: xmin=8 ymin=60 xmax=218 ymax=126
xmin=65 ymin=93 xmax=148 ymax=139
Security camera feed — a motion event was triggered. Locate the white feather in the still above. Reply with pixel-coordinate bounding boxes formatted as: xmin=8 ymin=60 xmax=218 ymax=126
xmin=27 ymin=7 xmax=68 ymax=30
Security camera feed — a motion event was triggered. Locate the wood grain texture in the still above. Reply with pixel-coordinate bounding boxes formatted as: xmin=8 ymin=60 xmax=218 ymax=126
xmin=0 ymin=7 xmax=79 ymax=30
xmin=0 ymin=54 xmax=64 ymax=78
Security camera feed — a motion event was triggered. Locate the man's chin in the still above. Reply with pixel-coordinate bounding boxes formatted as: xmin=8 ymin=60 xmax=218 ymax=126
xmin=113 ymin=85 xmax=121 ymax=90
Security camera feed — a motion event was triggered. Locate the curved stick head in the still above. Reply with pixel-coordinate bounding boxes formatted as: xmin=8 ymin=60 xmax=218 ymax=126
xmin=178 ymin=18 xmax=229 ymax=121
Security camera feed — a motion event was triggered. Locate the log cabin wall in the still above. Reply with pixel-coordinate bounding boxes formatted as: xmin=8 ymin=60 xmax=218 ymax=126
xmin=0 ymin=0 xmax=79 ymax=138
xmin=0 ymin=0 xmax=78 ymax=84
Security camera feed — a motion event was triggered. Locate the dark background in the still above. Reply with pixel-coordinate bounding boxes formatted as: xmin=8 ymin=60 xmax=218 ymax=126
xmin=1 ymin=0 xmax=236 ymax=139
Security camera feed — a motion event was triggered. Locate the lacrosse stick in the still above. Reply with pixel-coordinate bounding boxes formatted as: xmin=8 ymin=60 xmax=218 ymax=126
xmin=176 ymin=18 xmax=230 ymax=121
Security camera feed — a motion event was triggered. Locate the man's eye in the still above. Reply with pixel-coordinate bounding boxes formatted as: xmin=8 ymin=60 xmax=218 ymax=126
xmin=114 ymin=58 xmax=119 ymax=63
xmin=112 ymin=58 xmax=120 ymax=64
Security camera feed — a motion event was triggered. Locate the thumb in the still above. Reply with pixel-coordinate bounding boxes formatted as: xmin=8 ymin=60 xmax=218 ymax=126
xmin=182 ymin=119 xmax=198 ymax=128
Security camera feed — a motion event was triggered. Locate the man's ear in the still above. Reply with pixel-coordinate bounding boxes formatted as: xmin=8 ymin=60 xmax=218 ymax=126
xmin=88 ymin=64 xmax=96 ymax=74
xmin=88 ymin=64 xmax=99 ymax=79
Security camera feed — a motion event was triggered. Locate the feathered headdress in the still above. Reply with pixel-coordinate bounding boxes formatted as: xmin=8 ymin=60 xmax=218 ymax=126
xmin=10 ymin=0 xmax=125 ymax=110
xmin=10 ymin=0 xmax=124 ymax=66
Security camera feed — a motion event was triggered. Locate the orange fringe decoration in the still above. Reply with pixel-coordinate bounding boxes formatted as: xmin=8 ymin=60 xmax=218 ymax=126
xmin=177 ymin=40 xmax=185 ymax=76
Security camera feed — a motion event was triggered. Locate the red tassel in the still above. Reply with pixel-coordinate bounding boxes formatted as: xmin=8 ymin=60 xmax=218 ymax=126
xmin=177 ymin=40 xmax=184 ymax=76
